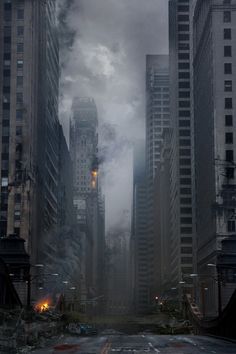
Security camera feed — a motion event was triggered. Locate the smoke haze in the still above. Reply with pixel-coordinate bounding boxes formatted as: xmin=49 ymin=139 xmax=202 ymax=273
xmin=58 ymin=0 xmax=168 ymax=231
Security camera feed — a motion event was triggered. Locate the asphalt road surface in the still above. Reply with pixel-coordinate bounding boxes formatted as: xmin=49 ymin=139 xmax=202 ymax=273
xmin=32 ymin=334 xmax=236 ymax=353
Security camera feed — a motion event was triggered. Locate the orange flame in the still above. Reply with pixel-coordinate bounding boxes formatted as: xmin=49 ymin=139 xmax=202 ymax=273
xmin=35 ymin=298 xmax=51 ymax=313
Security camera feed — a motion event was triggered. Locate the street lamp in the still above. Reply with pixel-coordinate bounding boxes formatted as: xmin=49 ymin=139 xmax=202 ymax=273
xmin=207 ymin=263 xmax=222 ymax=316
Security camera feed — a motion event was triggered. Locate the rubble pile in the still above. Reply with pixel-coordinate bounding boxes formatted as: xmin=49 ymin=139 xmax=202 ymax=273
xmin=0 ymin=308 xmax=64 ymax=353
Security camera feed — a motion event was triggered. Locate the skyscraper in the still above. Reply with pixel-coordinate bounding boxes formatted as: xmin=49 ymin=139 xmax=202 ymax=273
xmin=70 ymin=97 xmax=105 ymax=304
xmin=193 ymin=0 xmax=236 ymax=316
xmin=0 ymin=0 xmax=61 ymax=265
xmin=70 ymin=97 xmax=98 ymax=221
xmin=168 ymin=0 xmax=195 ymax=296
xmin=131 ymin=141 xmax=149 ymax=314
xmin=145 ymin=55 xmax=170 ymax=302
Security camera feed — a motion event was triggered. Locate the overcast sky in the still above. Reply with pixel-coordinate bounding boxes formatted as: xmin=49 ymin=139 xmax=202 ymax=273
xmin=58 ymin=0 xmax=168 ymax=232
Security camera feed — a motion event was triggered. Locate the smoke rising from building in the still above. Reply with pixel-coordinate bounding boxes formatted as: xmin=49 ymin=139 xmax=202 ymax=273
xmin=57 ymin=0 xmax=168 ymax=230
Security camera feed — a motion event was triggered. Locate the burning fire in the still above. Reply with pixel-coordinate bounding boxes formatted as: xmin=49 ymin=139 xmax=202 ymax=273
xmin=91 ymin=169 xmax=98 ymax=189
xmin=35 ymin=298 xmax=51 ymax=313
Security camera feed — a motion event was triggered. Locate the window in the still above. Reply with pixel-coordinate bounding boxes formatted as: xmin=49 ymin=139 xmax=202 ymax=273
xmin=179 ymin=110 xmax=190 ymax=117
xmin=225 ymin=80 xmax=232 ymax=91
xmin=224 ymin=63 xmax=232 ymax=74
xmin=225 ymin=97 xmax=233 ymax=109
xmin=225 ymin=115 xmax=233 ymax=126
xmin=16 ymin=92 xmax=23 ymax=103
xmin=3 ymin=69 xmax=10 ymax=77
xmin=180 ymin=168 xmax=191 ymax=175
xmin=178 ymin=15 xmax=189 ymax=22
xmin=180 ymin=158 xmax=191 ymax=165
xmin=14 ymin=211 xmax=21 ymax=221
xmin=179 ymin=130 xmax=190 ymax=137
xmin=180 ymin=178 xmax=191 ymax=185
xmin=17 ymin=26 xmax=24 ymax=36
xmin=15 ymin=194 xmax=21 ymax=203
xmin=179 ymin=43 xmax=189 ymax=52
xmin=180 ymin=139 xmax=190 ymax=146
xmin=226 ymin=167 xmax=234 ymax=178
xmin=1 ymin=178 xmax=8 ymax=187
xmin=179 ymin=82 xmax=190 ymax=89
xmin=179 ymin=101 xmax=190 ymax=108
xmin=226 ymin=132 xmax=233 ymax=144
xmin=17 ymin=76 xmax=23 ymax=87
xmin=179 ymin=62 xmax=190 ymax=69
xmin=226 ymin=149 xmax=234 ymax=161
xmin=16 ymin=109 xmax=23 ymax=120
xmin=17 ymin=9 xmax=24 ymax=19
xmin=4 ymin=11 xmax=12 ymax=21
xmin=16 ymin=126 xmax=22 ymax=136
xmin=178 ymin=53 xmax=189 ymax=60
xmin=179 ymin=91 xmax=190 ymax=98
xmin=179 ymin=72 xmax=190 ymax=79
xmin=224 ymin=45 xmax=232 ymax=57
xmin=178 ymin=5 xmax=189 ymax=12
xmin=178 ymin=33 xmax=189 ymax=41
xmin=179 ymin=120 xmax=190 ymax=127
xmin=178 ymin=24 xmax=189 ymax=32
xmin=224 ymin=11 xmax=231 ymax=23
xmin=224 ymin=28 xmax=231 ymax=39
xmin=4 ymin=59 xmax=10 ymax=66
xmin=180 ymin=149 xmax=191 ymax=156
xmin=4 ymin=36 xmax=11 ymax=43
xmin=227 ymin=220 xmax=235 ymax=232
xmin=4 ymin=26 xmax=11 ymax=36
xmin=17 ymin=60 xmax=23 ymax=69
xmin=17 ymin=43 xmax=23 ymax=53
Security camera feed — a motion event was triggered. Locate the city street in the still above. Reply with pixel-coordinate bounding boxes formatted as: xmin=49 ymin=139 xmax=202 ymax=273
xmin=32 ymin=334 xmax=236 ymax=353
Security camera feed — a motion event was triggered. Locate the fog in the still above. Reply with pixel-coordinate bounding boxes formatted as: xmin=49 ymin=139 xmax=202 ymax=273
xmin=58 ymin=0 xmax=168 ymax=231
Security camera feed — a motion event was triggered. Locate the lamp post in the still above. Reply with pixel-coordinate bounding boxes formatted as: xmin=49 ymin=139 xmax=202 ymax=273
xmin=207 ymin=263 xmax=222 ymax=316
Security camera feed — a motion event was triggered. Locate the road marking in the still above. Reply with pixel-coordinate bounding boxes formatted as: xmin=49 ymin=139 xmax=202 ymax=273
xmin=200 ymin=347 xmax=205 ymax=350
xmin=142 ymin=335 xmax=145 ymax=338
xmin=101 ymin=341 xmax=112 ymax=354
xmin=148 ymin=342 xmax=160 ymax=353
xmin=211 ymin=351 xmax=216 ymax=354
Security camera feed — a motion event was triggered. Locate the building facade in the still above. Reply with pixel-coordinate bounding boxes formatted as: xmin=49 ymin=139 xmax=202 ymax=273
xmin=193 ymin=0 xmax=236 ymax=316
xmin=145 ymin=55 xmax=170 ymax=305
xmin=168 ymin=0 xmax=196 ymax=297
xmin=131 ymin=141 xmax=149 ymax=313
xmin=70 ymin=97 xmax=105 ymax=306
xmin=154 ymin=128 xmax=172 ymax=298
xmin=0 ymin=0 xmax=62 ymax=266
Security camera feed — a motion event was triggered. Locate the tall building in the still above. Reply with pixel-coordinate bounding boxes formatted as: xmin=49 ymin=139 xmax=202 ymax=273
xmin=70 ymin=97 xmax=98 ymax=225
xmin=131 ymin=141 xmax=149 ymax=314
xmin=0 ymin=0 xmax=61 ymax=265
xmin=70 ymin=97 xmax=105 ymax=305
xmin=154 ymin=128 xmax=172 ymax=298
xmin=145 ymin=55 xmax=170 ymax=304
xmin=193 ymin=0 xmax=236 ymax=316
xmin=168 ymin=0 xmax=195 ymax=297
xmin=146 ymin=55 xmax=170 ymax=179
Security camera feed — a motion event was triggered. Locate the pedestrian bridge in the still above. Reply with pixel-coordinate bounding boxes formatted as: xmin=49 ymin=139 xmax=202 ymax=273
xmin=185 ymin=291 xmax=236 ymax=339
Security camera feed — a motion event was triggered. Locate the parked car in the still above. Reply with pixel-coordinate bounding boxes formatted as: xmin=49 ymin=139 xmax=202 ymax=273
xmin=67 ymin=323 xmax=98 ymax=336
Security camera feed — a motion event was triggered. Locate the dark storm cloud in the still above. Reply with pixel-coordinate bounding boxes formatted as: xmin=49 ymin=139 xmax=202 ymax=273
xmin=58 ymin=0 xmax=168 ymax=230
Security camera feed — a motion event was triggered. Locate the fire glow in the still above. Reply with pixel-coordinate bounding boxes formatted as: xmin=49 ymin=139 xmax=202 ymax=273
xmin=91 ymin=169 xmax=98 ymax=189
xmin=35 ymin=298 xmax=51 ymax=312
